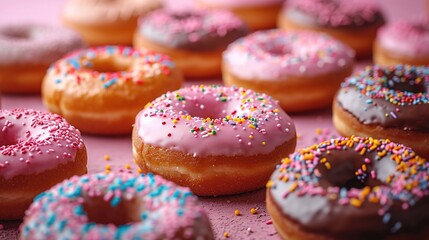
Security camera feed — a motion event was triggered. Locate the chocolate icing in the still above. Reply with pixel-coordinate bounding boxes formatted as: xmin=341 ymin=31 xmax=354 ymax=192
xmin=269 ymin=138 xmax=429 ymax=239
xmin=337 ymin=66 xmax=429 ymax=132
xmin=138 ymin=10 xmax=248 ymax=52
xmin=283 ymin=0 xmax=385 ymax=29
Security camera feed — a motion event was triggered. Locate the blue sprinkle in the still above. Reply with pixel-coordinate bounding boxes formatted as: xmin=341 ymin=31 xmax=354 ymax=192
xmin=111 ymin=196 xmax=121 ymax=207
xmin=58 ymin=220 xmax=67 ymax=232
xmin=391 ymin=222 xmax=402 ymax=233
xmin=383 ymin=213 xmax=391 ymax=223
xmin=47 ymin=214 xmax=56 ymax=226
xmin=103 ymin=78 xmax=117 ymax=88
xmin=55 ymin=79 xmax=62 ymax=84
xmin=67 ymin=59 xmax=81 ymax=70
xmin=82 ymin=223 xmax=95 ymax=233
xmin=177 ymin=208 xmax=184 ymax=216
xmin=141 ymin=212 xmax=148 ymax=220
xmin=74 ymin=205 xmax=85 ymax=216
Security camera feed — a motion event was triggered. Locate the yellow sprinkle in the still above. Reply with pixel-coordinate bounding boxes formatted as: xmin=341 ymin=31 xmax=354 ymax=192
xmin=223 ymin=232 xmax=229 ymax=238
xmin=249 ymin=135 xmax=254 ymax=139
xmin=266 ymin=180 xmax=274 ymax=188
xmin=104 ymin=155 xmax=110 ymax=161
xmin=262 ymin=141 xmax=266 ymax=145
xmin=273 ymin=108 xmax=279 ymax=113
xmin=137 ymin=168 xmax=143 ymax=174
xmin=325 ymin=162 xmax=331 ymax=170
xmin=187 ymin=116 xmax=192 ymax=120
xmin=320 ymin=158 xmax=327 ymax=163
xmin=360 ymin=148 xmax=366 ymax=155
xmin=234 ymin=210 xmax=241 ymax=216
xmin=362 ymin=164 xmax=367 ymax=171
xmin=172 ymin=119 xmax=178 ymax=124
xmin=350 ymin=198 xmax=362 ymax=207
xmin=250 ymin=208 xmax=257 ymax=214
xmin=125 ymin=164 xmax=131 ymax=170
xmin=385 ymin=113 xmax=389 ymax=117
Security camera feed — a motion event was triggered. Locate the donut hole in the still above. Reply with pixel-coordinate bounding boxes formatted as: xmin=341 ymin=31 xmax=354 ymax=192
xmin=2 ymin=29 xmax=31 ymax=40
xmin=86 ymin=57 xmax=130 ymax=74
xmin=183 ymin=95 xmax=234 ymax=119
xmin=0 ymin=132 xmax=19 ymax=146
xmin=259 ymin=42 xmax=292 ymax=57
xmin=83 ymin=196 xmax=143 ymax=226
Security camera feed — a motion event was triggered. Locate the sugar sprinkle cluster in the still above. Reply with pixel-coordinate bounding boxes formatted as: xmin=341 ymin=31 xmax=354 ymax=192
xmin=342 ymin=65 xmax=429 ymax=107
xmin=268 ymin=136 xmax=429 ymax=232
xmin=288 ymin=0 xmax=381 ymax=27
xmin=0 ymin=109 xmax=84 ymax=179
xmin=21 ymin=172 xmax=210 ymax=239
xmin=48 ymin=46 xmax=175 ymax=89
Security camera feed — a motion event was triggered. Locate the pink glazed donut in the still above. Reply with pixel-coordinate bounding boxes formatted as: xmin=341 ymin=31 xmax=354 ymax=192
xmin=374 ymin=18 xmax=429 ymax=66
xmin=222 ymin=29 xmax=355 ymax=112
xmin=20 ymin=172 xmax=214 ymax=240
xmin=0 ymin=24 xmax=85 ymax=93
xmin=196 ymin=0 xmax=285 ymax=30
xmin=0 ymin=109 xmax=87 ymax=220
xmin=132 ymin=85 xmax=297 ymax=196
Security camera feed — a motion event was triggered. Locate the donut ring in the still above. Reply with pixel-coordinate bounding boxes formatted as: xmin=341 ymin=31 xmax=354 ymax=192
xmin=134 ymin=9 xmax=248 ymax=78
xmin=374 ymin=18 xmax=429 ymax=66
xmin=333 ymin=65 xmax=429 ymax=158
xmin=223 ymin=29 xmax=354 ymax=112
xmin=267 ymin=136 xmax=429 ymax=239
xmin=42 ymin=46 xmax=183 ymax=135
xmin=62 ymin=0 xmax=161 ymax=45
xmin=278 ymin=0 xmax=385 ymax=57
xmin=133 ymin=85 xmax=297 ymax=196
xmin=20 ymin=172 xmax=214 ymax=239
xmin=0 ymin=109 xmax=87 ymax=220
xmin=0 ymin=24 xmax=85 ymax=93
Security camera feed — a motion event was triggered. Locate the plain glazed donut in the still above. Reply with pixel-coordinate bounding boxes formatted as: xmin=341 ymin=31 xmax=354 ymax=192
xmin=20 ymin=172 xmax=214 ymax=239
xmin=134 ymin=9 xmax=248 ymax=79
xmin=196 ymin=0 xmax=284 ymax=30
xmin=0 ymin=24 xmax=85 ymax=93
xmin=62 ymin=0 xmax=161 ymax=45
xmin=278 ymin=0 xmax=385 ymax=57
xmin=42 ymin=46 xmax=183 ymax=135
xmin=333 ymin=65 xmax=429 ymax=159
xmin=0 ymin=109 xmax=87 ymax=220
xmin=374 ymin=18 xmax=429 ymax=66
xmin=133 ymin=85 xmax=297 ymax=196
xmin=222 ymin=29 xmax=354 ymax=112
xmin=267 ymin=136 xmax=429 ymax=240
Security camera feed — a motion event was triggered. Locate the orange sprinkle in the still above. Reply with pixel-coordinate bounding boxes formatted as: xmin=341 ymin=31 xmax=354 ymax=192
xmin=223 ymin=232 xmax=229 ymax=238
xmin=350 ymin=198 xmax=362 ymax=207
xmin=325 ymin=162 xmax=331 ymax=170
xmin=125 ymin=164 xmax=131 ymax=170
xmin=137 ymin=168 xmax=143 ymax=174
xmin=104 ymin=155 xmax=110 ymax=161
xmin=234 ymin=210 xmax=241 ymax=216
xmin=266 ymin=180 xmax=274 ymax=188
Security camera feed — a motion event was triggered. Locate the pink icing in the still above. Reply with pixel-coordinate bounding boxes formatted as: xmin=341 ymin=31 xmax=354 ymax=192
xmin=136 ymin=85 xmax=296 ymax=157
xmin=0 ymin=24 xmax=85 ymax=65
xmin=20 ymin=172 xmax=212 ymax=239
xmin=223 ymin=30 xmax=355 ymax=80
xmin=198 ymin=0 xmax=284 ymax=8
xmin=284 ymin=0 xmax=383 ymax=27
xmin=0 ymin=109 xmax=84 ymax=180
xmin=377 ymin=18 xmax=429 ymax=58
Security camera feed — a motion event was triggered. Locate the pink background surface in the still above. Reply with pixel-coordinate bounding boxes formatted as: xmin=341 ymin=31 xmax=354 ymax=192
xmin=0 ymin=0 xmax=428 ymax=239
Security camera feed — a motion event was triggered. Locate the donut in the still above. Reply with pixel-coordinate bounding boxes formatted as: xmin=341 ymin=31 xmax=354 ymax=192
xmin=62 ymin=0 xmax=161 ymax=45
xmin=42 ymin=46 xmax=183 ymax=135
xmin=0 ymin=109 xmax=87 ymax=220
xmin=196 ymin=0 xmax=284 ymax=30
xmin=267 ymin=136 xmax=429 ymax=239
xmin=20 ymin=172 xmax=214 ymax=239
xmin=133 ymin=85 xmax=297 ymax=196
xmin=0 ymin=24 xmax=85 ymax=93
xmin=133 ymin=9 xmax=248 ymax=79
xmin=278 ymin=0 xmax=385 ymax=57
xmin=374 ymin=18 xmax=429 ymax=66
xmin=333 ymin=65 xmax=429 ymax=159
xmin=222 ymin=30 xmax=354 ymax=112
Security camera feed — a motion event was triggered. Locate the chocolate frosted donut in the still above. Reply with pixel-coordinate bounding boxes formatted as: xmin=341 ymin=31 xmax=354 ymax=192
xmin=267 ymin=137 xmax=429 ymax=240
xmin=278 ymin=0 xmax=385 ymax=57
xmin=333 ymin=65 xmax=429 ymax=158
xmin=134 ymin=9 xmax=248 ymax=78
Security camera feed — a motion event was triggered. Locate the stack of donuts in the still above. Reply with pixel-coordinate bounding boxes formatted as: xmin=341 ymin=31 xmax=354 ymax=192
xmin=1 ymin=0 xmax=429 ymax=239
